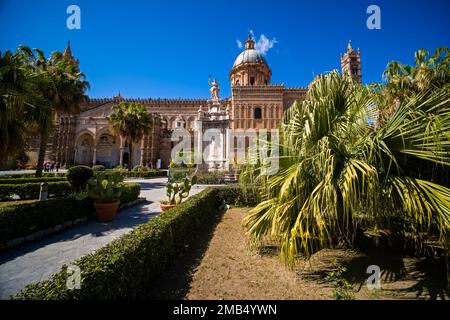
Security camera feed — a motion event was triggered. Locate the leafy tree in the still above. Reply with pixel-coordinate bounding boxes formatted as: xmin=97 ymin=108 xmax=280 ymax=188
xmin=109 ymin=102 xmax=152 ymax=170
xmin=18 ymin=46 xmax=89 ymax=177
xmin=377 ymin=47 xmax=449 ymax=126
xmin=242 ymin=72 xmax=450 ymax=279
xmin=0 ymin=50 xmax=48 ymax=166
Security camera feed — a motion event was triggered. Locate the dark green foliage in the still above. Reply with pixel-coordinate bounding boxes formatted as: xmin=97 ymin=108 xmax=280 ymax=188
xmin=0 ymin=183 xmax=140 ymax=245
xmin=216 ymin=187 xmax=258 ymax=207
xmin=119 ymin=183 xmax=140 ymax=204
xmin=0 ymin=177 xmax=67 ymax=185
xmin=0 ymin=182 xmax=73 ymax=200
xmin=117 ymin=169 xmax=166 ymax=179
xmin=92 ymin=165 xmax=106 ymax=172
xmin=14 ymin=188 xmax=224 ymax=299
xmin=0 ymin=196 xmax=94 ymax=244
xmin=67 ymin=166 xmax=93 ymax=191
xmin=0 ymin=172 xmax=66 ymax=179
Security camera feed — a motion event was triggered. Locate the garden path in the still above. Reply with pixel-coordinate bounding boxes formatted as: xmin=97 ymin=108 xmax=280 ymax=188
xmin=0 ymin=177 xmax=206 ymax=299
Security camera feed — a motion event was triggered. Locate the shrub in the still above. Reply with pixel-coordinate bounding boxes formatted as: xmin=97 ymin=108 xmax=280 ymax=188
xmin=216 ymin=186 xmax=258 ymax=207
xmin=0 ymin=196 xmax=94 ymax=244
xmin=195 ymin=171 xmax=224 ymax=184
xmin=132 ymin=165 xmax=142 ymax=172
xmin=67 ymin=166 xmax=93 ymax=192
xmin=14 ymin=188 xmax=221 ymax=299
xmin=0 ymin=182 xmax=73 ymax=201
xmin=0 ymin=177 xmax=67 ymax=185
xmin=92 ymin=165 xmax=106 ymax=172
xmin=0 ymin=183 xmax=140 ymax=244
xmin=119 ymin=183 xmax=141 ymax=204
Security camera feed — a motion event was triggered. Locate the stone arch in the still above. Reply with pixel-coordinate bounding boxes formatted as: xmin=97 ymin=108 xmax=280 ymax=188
xmin=74 ymin=132 xmax=95 ymax=166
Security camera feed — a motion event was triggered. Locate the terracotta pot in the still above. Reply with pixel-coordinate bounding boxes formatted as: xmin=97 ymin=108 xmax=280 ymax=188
xmin=94 ymin=201 xmax=120 ymax=222
xmin=160 ymin=203 xmax=176 ymax=212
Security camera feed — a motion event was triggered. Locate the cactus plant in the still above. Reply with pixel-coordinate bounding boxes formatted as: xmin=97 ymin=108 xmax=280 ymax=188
xmin=163 ymin=175 xmax=197 ymax=205
xmin=86 ymin=172 xmax=123 ymax=204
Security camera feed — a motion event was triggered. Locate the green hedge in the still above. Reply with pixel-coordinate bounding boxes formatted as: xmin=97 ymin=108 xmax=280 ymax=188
xmin=215 ymin=186 xmax=258 ymax=207
xmin=0 ymin=196 xmax=95 ymax=244
xmin=0 ymin=177 xmax=67 ymax=185
xmin=118 ymin=170 xmax=167 ymax=179
xmin=0 ymin=173 xmax=66 ymax=178
xmin=14 ymin=188 xmax=221 ymax=299
xmin=119 ymin=182 xmax=141 ymax=204
xmin=0 ymin=182 xmax=73 ymax=201
xmin=0 ymin=182 xmax=141 ymax=245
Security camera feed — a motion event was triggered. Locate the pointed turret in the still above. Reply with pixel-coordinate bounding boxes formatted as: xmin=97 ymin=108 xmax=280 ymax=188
xmin=62 ymin=41 xmax=79 ymax=66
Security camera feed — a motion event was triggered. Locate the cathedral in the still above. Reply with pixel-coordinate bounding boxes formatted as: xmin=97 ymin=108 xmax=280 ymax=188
xmin=25 ymin=36 xmax=362 ymax=170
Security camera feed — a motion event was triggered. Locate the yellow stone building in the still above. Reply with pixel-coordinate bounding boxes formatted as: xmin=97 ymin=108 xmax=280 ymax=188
xmin=25 ymin=36 xmax=362 ymax=169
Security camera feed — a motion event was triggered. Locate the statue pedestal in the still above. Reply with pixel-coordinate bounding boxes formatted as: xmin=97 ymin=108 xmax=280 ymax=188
xmin=195 ymin=99 xmax=231 ymax=173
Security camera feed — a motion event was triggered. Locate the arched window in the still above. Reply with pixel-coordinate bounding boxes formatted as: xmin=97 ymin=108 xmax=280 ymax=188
xmin=250 ymin=77 xmax=255 ymax=86
xmin=254 ymin=107 xmax=262 ymax=119
xmin=235 ymin=80 xmax=240 ymax=86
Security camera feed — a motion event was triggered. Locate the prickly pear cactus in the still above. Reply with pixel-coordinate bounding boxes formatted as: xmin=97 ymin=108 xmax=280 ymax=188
xmin=166 ymin=175 xmax=197 ymax=205
xmin=87 ymin=172 xmax=123 ymax=203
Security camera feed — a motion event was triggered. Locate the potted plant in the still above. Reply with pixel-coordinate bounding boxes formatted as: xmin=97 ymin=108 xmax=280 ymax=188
xmin=160 ymin=175 xmax=197 ymax=211
xmin=84 ymin=172 xmax=123 ymax=222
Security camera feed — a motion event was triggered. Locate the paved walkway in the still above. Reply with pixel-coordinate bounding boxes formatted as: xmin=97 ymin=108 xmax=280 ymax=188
xmin=0 ymin=177 xmax=206 ymax=299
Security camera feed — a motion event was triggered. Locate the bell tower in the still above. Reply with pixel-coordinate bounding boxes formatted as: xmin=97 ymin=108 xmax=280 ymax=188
xmin=341 ymin=40 xmax=362 ymax=84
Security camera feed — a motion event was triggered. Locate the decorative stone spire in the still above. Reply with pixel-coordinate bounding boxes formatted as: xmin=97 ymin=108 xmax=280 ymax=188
xmin=62 ymin=40 xmax=79 ymax=66
xmin=63 ymin=41 xmax=73 ymax=58
xmin=245 ymin=34 xmax=255 ymax=50
xmin=347 ymin=40 xmax=353 ymax=52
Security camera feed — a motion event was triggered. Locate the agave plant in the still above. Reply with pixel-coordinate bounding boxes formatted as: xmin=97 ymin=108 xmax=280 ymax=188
xmin=242 ymin=71 xmax=450 ymax=277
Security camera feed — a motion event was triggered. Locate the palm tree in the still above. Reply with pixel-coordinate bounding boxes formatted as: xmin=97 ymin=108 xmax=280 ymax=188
xmin=18 ymin=46 xmax=90 ymax=176
xmin=241 ymin=72 xmax=450 ymax=275
xmin=0 ymin=50 xmax=48 ymax=166
xmin=109 ymin=101 xmax=152 ymax=170
xmin=378 ymin=47 xmax=449 ymax=126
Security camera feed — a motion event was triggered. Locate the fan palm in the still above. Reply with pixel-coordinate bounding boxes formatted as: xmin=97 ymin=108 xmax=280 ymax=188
xmin=0 ymin=50 xmax=48 ymax=166
xmin=109 ymin=101 xmax=152 ymax=170
xmin=242 ymin=71 xmax=450 ymax=276
xmin=18 ymin=46 xmax=90 ymax=176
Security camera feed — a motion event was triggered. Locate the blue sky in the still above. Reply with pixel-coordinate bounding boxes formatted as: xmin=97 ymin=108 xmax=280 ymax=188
xmin=1 ymin=0 xmax=449 ymax=98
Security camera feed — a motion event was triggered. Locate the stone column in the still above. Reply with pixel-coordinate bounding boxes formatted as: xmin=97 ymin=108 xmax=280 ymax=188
xmin=119 ymin=136 xmax=125 ymax=166
xmin=140 ymin=137 xmax=145 ymax=166
xmin=92 ymin=148 xmax=97 ymax=166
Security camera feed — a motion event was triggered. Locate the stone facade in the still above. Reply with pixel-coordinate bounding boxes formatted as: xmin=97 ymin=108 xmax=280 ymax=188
xmin=24 ymin=37 xmax=362 ymax=169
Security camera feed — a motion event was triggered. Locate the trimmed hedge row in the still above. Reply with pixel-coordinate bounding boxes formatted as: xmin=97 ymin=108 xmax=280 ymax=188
xmin=0 ymin=183 xmax=141 ymax=244
xmin=118 ymin=182 xmax=141 ymax=204
xmin=0 ymin=196 xmax=95 ymax=244
xmin=0 ymin=182 xmax=73 ymax=201
xmin=118 ymin=170 xmax=167 ymax=179
xmin=0 ymin=173 xmax=66 ymax=178
xmin=14 ymin=187 xmax=222 ymax=299
xmin=0 ymin=177 xmax=67 ymax=185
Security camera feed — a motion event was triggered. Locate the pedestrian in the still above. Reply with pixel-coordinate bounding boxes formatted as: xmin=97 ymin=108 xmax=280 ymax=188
xmin=56 ymin=162 xmax=60 ymax=173
xmin=51 ymin=162 xmax=55 ymax=172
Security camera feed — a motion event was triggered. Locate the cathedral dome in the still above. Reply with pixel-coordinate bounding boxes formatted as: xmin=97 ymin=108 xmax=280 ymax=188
xmin=232 ymin=35 xmax=268 ymax=69
xmin=229 ymin=34 xmax=272 ymax=86
xmin=232 ymin=48 xmax=268 ymax=68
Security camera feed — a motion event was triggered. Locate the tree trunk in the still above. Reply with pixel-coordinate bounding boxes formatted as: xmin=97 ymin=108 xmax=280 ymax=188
xmin=336 ymin=189 xmax=354 ymax=246
xmin=36 ymin=132 xmax=49 ymax=177
xmin=129 ymin=142 xmax=132 ymax=171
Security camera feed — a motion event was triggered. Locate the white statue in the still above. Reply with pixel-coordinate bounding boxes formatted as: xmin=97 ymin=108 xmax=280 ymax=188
xmin=208 ymin=77 xmax=220 ymax=101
